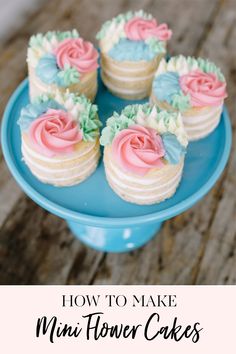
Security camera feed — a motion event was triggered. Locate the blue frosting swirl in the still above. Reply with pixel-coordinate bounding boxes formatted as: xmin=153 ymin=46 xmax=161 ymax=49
xmin=18 ymin=99 xmax=63 ymax=131
xmin=35 ymin=53 xmax=62 ymax=85
xmin=153 ymin=72 xmax=181 ymax=104
xmin=108 ymin=39 xmax=157 ymax=61
xmin=162 ymin=133 xmax=186 ymax=164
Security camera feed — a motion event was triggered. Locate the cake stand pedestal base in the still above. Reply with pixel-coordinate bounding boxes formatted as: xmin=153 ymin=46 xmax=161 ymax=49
xmin=67 ymin=220 xmax=163 ymax=253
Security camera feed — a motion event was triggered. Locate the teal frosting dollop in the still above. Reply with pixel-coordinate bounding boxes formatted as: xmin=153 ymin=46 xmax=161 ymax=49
xmin=153 ymin=72 xmax=181 ymax=104
xmin=35 ymin=54 xmax=80 ymax=87
xmin=162 ymin=133 xmax=186 ymax=164
xmin=18 ymin=98 xmax=63 ymax=131
xmin=36 ymin=53 xmax=61 ymax=85
xmin=108 ymin=38 xmax=157 ymax=61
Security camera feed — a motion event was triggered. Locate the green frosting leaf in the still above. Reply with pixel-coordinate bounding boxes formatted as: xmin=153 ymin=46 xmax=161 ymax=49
xmin=61 ymin=92 xmax=102 ymax=141
xmin=171 ymin=91 xmax=191 ymax=112
xmin=196 ymin=57 xmax=225 ymax=82
xmin=145 ymin=37 xmax=165 ymax=55
xmin=29 ymin=33 xmax=44 ymax=48
xmin=79 ymin=102 xmax=102 ymax=141
xmin=57 ymin=64 xmax=80 ymax=86
xmin=32 ymin=93 xmax=54 ymax=104
xmin=100 ymin=114 xmax=135 ymax=145
xmin=29 ymin=30 xmax=80 ymax=48
xmin=54 ymin=29 xmax=79 ymax=41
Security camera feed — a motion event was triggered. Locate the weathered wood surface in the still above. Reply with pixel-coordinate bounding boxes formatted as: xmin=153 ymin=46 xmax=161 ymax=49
xmin=0 ymin=0 xmax=235 ymax=285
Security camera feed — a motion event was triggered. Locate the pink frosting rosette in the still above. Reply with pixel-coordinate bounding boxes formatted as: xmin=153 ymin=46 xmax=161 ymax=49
xmin=29 ymin=109 xmax=82 ymax=157
xmin=112 ymin=125 xmax=165 ymax=175
xmin=55 ymin=38 xmax=99 ymax=74
xmin=180 ymin=69 xmax=227 ymax=107
xmin=124 ymin=17 xmax=172 ymax=41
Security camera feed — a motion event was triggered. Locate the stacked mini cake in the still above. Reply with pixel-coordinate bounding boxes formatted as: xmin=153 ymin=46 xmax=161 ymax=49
xmin=151 ymin=55 xmax=228 ymax=140
xmin=100 ymin=104 xmax=188 ymax=205
xmin=18 ymin=91 xmax=101 ymax=186
xmin=97 ymin=10 xmax=172 ymax=99
xmin=27 ymin=30 xmax=99 ymax=101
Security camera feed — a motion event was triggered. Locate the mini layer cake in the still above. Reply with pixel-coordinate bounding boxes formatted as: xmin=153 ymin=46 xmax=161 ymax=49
xmin=27 ymin=30 xmax=99 ymax=101
xmin=96 ymin=10 xmax=172 ymax=100
xmin=18 ymin=91 xmax=101 ymax=187
xmin=100 ymin=104 xmax=188 ymax=205
xmin=151 ymin=55 xmax=228 ymax=140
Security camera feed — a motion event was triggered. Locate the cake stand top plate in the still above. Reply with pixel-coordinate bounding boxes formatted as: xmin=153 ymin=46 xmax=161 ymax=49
xmin=1 ymin=78 xmax=232 ymax=227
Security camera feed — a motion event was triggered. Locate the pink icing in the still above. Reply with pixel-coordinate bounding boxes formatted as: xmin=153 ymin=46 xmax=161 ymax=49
xmin=124 ymin=17 xmax=172 ymax=42
xmin=29 ymin=109 xmax=82 ymax=157
xmin=179 ymin=69 xmax=227 ymax=107
xmin=112 ymin=125 xmax=165 ymax=176
xmin=55 ymin=38 xmax=99 ymax=74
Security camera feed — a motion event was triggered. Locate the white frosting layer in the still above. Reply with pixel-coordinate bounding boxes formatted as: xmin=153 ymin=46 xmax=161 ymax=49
xmin=102 ymin=67 xmax=154 ymax=82
xmin=105 ymin=157 xmax=183 ymax=204
xmin=107 ymin=161 xmax=182 ymax=192
xmin=22 ymin=139 xmax=99 ymax=186
xmin=22 ymin=145 xmax=98 ymax=173
xmin=183 ymin=105 xmax=222 ymax=140
xmin=108 ymin=178 xmax=182 ymax=202
xmin=26 ymin=159 xmax=98 ymax=184
xmin=101 ymin=74 xmax=147 ymax=95
xmin=22 ymin=139 xmax=96 ymax=163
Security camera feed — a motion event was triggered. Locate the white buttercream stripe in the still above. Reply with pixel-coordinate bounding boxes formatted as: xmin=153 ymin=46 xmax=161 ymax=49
xmin=25 ymin=159 xmax=98 ymax=182
xmin=184 ymin=114 xmax=220 ymax=131
xmin=106 ymin=166 xmax=182 ymax=192
xmin=109 ymin=158 xmax=182 ymax=185
xmin=185 ymin=118 xmax=220 ymax=140
xmin=102 ymin=75 xmax=146 ymax=94
xmin=22 ymin=140 xmax=96 ymax=163
xmin=106 ymin=62 xmax=150 ymax=73
xmin=102 ymin=67 xmax=154 ymax=82
xmin=183 ymin=106 xmax=222 ymax=126
xmin=110 ymin=176 xmax=181 ymax=201
xmin=22 ymin=146 xmax=99 ymax=173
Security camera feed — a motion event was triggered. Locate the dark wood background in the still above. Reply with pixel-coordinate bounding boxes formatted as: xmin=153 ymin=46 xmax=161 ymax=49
xmin=0 ymin=0 xmax=235 ymax=285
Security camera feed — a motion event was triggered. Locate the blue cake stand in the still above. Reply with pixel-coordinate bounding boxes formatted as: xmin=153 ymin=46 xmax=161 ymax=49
xmin=1 ymin=78 xmax=232 ymax=252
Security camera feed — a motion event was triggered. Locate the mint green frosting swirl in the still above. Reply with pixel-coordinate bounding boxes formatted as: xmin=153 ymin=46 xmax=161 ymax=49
xmin=145 ymin=37 xmax=165 ymax=55
xmin=171 ymin=92 xmax=191 ymax=111
xmin=57 ymin=64 xmax=80 ymax=86
xmin=79 ymin=103 xmax=102 ymax=141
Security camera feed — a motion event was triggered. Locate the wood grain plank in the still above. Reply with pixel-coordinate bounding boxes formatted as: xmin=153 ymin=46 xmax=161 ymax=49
xmin=193 ymin=0 xmax=236 ymax=284
xmin=0 ymin=196 xmax=104 ymax=285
